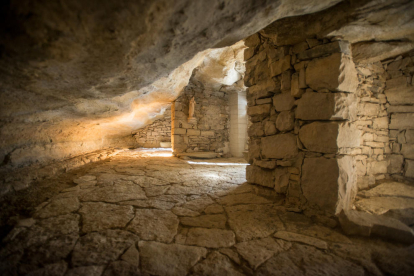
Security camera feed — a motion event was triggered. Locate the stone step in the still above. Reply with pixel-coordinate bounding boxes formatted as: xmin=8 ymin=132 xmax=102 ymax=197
xmin=338 ymin=210 xmax=414 ymax=244
xmin=358 ymin=182 xmax=414 ymax=199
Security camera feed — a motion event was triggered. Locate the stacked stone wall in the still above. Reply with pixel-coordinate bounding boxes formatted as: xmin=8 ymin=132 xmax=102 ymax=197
xmin=385 ymin=51 xmax=414 ymax=180
xmin=244 ymin=32 xmax=359 ymax=216
xmin=133 ymin=106 xmax=172 ymax=148
xmin=172 ymin=80 xmax=230 ymax=155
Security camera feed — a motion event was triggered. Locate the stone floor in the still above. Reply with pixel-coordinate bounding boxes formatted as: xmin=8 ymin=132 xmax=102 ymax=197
xmin=1 ymin=148 xmax=414 ymax=276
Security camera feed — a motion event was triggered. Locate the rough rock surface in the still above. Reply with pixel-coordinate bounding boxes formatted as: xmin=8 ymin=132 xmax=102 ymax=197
xmin=0 ymin=0 xmax=344 ymax=175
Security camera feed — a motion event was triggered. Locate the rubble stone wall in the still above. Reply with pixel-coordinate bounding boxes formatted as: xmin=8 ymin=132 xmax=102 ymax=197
xmin=244 ymin=32 xmax=360 ymax=216
xmin=385 ymin=51 xmax=414 ymax=180
xmin=133 ymin=106 xmax=172 ymax=148
xmin=172 ymin=80 xmax=230 ymax=155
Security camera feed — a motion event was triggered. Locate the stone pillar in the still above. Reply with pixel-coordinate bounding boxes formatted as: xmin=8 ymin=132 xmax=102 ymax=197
xmin=244 ymin=33 xmax=360 ymax=216
xmin=229 ymin=90 xmax=248 ymax=157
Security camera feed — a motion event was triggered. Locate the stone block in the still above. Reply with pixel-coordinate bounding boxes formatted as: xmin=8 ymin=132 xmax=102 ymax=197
xmin=339 ymin=210 xmax=414 ymax=244
xmin=306 ymin=53 xmax=358 ymax=92
xmin=244 ymin=47 xmax=255 ymax=61
xmin=357 ymin=103 xmax=380 ymax=116
xmin=299 ymin=122 xmax=338 ymax=153
xmin=272 ymin=94 xmax=295 ymax=111
xmin=281 ymin=71 xmax=291 ymax=91
xmin=390 ymin=114 xmax=414 ymax=130
xmin=297 ymin=41 xmax=350 ymax=60
xmin=174 ymin=128 xmax=187 ymax=135
xmin=301 ymin=157 xmax=339 ymax=213
xmin=269 ymin=55 xmax=291 ymax=76
xmin=306 ymin=38 xmax=322 ymax=48
xmin=352 ymin=41 xmax=414 ymax=64
xmin=373 ymin=117 xmax=388 ymax=129
xmin=244 ymin=34 xmax=261 ymax=47
xmin=292 ymin=41 xmax=309 ymax=54
xmin=274 ymin=168 xmax=290 ymax=194
xmin=298 ymin=68 xmax=306 ymax=89
xmin=248 ymin=80 xmax=279 ymax=99
xmin=385 ymin=86 xmax=414 ymax=105
xmin=264 ymin=121 xmax=277 ymax=136
xmin=401 ymin=144 xmax=414 ymax=159
xmin=388 ymin=154 xmax=404 ymax=174
xmin=386 ymin=76 xmax=407 ymax=90
xmin=246 ymin=165 xmax=274 ymax=188
xmin=254 ymin=159 xmax=276 ymax=169
xmin=248 ymin=138 xmax=261 ymax=164
xmin=247 ymin=104 xmax=271 ymax=117
xmin=367 ymin=161 xmax=387 ymax=175
xmin=296 ymin=91 xmax=356 ymax=120
xmin=255 ymin=98 xmax=272 ymax=105
xmin=260 ymin=134 xmax=298 ymax=159
xmin=248 ymin=122 xmax=264 ymax=137
xmin=201 ymin=131 xmax=215 ymax=137
xmin=405 ymin=160 xmax=414 ymax=178
xmin=187 ymin=129 xmax=201 ymax=136
xmin=275 ymin=111 xmax=294 ymax=132
xmin=406 ymin=130 xmax=414 ymax=143
xmin=290 ymin=72 xmax=304 ymax=98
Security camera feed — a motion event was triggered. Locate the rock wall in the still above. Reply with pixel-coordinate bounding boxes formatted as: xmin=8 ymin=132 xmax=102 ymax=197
xmin=385 ymin=51 xmax=414 ymax=180
xmin=244 ymin=31 xmax=360 ymax=216
xmin=353 ymin=62 xmax=389 ymax=190
xmin=133 ymin=106 xmax=172 ymax=148
xmin=172 ymin=79 xmax=230 ymax=155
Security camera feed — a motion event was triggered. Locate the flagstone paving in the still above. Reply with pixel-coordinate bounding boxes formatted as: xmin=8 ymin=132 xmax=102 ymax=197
xmin=1 ymin=149 xmax=413 ymax=275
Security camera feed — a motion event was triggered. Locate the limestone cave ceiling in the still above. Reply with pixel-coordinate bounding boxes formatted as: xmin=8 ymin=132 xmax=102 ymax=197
xmin=0 ymin=0 xmax=414 ymax=167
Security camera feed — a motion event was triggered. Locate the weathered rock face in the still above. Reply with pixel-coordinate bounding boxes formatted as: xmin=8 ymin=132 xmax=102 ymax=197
xmin=0 ymin=0 xmax=344 ymax=175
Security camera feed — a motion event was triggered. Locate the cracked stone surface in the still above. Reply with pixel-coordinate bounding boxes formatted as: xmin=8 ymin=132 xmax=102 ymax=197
xmin=1 ymin=149 xmax=413 ymax=275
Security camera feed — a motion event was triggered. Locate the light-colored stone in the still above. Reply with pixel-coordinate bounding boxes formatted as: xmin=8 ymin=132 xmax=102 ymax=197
xmin=186 ymin=228 xmax=236 ymax=248
xmin=274 ymin=231 xmax=328 ymax=249
xmin=361 ymin=182 xmax=414 ymax=199
xmin=261 ymin=134 xmax=298 ymax=159
xmin=79 ymin=202 xmax=134 ymax=233
xmin=139 ymin=241 xmax=207 ymax=276
xmin=338 ymin=210 xmax=414 ymax=244
xmin=127 ymin=209 xmax=179 ymax=243
xmin=355 ymin=197 xmax=414 ymax=215
xmin=306 ymin=52 xmax=358 ymax=92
